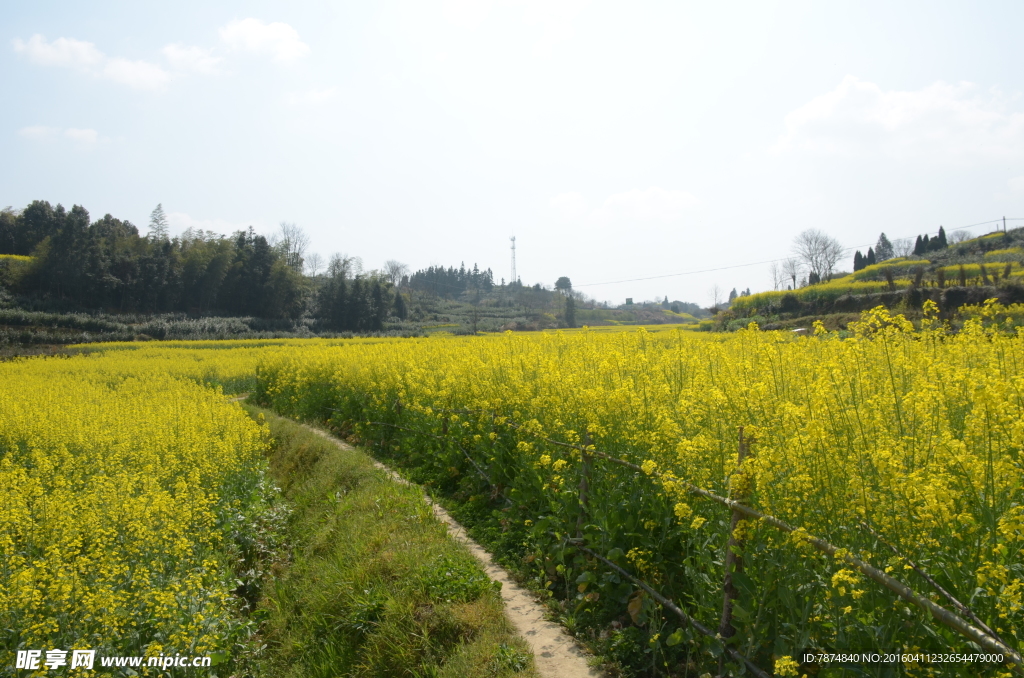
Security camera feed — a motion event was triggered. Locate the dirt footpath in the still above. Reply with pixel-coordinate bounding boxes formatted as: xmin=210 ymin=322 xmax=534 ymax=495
xmin=303 ymin=424 xmax=605 ymax=678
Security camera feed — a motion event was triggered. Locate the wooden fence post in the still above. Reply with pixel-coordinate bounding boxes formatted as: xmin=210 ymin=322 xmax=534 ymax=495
xmin=718 ymin=427 xmax=752 ymax=675
xmin=576 ymin=430 xmax=592 ymax=539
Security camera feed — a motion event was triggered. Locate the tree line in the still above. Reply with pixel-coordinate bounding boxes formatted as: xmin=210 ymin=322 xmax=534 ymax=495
xmin=757 ymin=227 xmax=961 ymax=292
xmin=852 ymin=227 xmax=950 ymax=271
xmin=0 ymin=200 xmax=401 ymax=331
xmin=406 ymin=262 xmax=497 ymax=299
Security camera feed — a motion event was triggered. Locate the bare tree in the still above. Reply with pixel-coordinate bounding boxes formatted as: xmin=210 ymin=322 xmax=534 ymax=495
xmin=793 ymin=229 xmax=844 ymax=282
xmin=949 ymin=229 xmax=973 ymax=244
xmin=768 ymin=261 xmax=786 ymax=291
xmin=276 ymin=222 xmax=310 ymax=272
xmin=892 ymin=238 xmax=915 ymax=258
xmin=305 ymin=252 xmax=324 ymax=278
xmin=708 ymin=284 xmax=723 ymax=309
xmin=383 ymin=260 xmax=409 ymax=287
xmin=781 ymin=258 xmax=801 ymax=290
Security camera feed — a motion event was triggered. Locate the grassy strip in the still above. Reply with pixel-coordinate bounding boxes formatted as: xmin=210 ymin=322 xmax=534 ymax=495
xmin=242 ymin=404 xmax=537 ymax=678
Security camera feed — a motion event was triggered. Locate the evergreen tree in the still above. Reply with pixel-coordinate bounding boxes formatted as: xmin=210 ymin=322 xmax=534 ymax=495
xmin=0 ymin=208 xmax=17 ymax=255
xmin=728 ymin=287 xmax=738 ymax=302
xmin=564 ymin=294 xmax=576 ymax=328
xmin=325 ymin=275 xmax=348 ymax=329
xmin=913 ymin=235 xmax=925 ymax=256
xmin=936 ymin=226 xmax=947 ymax=249
xmin=148 ymin=204 xmax=169 ymax=241
xmin=369 ymin=280 xmax=386 ymax=331
xmin=875 ymin=233 xmax=894 ymax=261
xmin=922 ymin=234 xmax=931 ymax=251
xmin=393 ymin=290 xmax=408 ymax=320
xmin=349 ymin=277 xmax=367 ymax=330
xmin=853 ymin=250 xmax=864 ymax=271
xmin=866 ymin=248 xmax=876 ymax=266
xmin=15 ymin=200 xmax=63 ymax=256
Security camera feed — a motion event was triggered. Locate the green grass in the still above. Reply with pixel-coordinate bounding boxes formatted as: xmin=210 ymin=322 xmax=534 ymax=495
xmin=242 ymin=405 xmax=537 ymax=678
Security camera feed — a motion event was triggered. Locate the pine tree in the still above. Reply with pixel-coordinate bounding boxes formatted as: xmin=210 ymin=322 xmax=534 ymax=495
xmin=913 ymin=236 xmax=924 ymax=256
xmin=393 ymin=290 xmax=408 ymax=320
xmin=564 ymin=294 xmax=576 ymax=328
xmin=875 ymin=233 xmax=894 ymax=261
xmin=148 ymin=204 xmax=169 ymax=241
xmin=936 ymin=226 xmax=947 ymax=249
xmin=866 ymin=248 xmax=876 ymax=266
xmin=853 ymin=251 xmax=864 ymax=271
xmin=370 ymin=280 xmax=386 ymax=331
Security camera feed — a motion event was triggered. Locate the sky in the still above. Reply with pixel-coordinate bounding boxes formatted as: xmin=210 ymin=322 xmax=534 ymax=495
xmin=5 ymin=1 xmax=1024 ymax=306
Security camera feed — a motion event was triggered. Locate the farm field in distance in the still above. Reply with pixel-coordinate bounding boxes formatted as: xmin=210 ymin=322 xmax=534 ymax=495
xmin=3 ymin=303 xmax=1024 ymax=677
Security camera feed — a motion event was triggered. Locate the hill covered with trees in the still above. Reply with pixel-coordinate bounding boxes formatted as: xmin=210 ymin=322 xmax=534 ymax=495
xmin=0 ymin=199 xmax=707 ymax=348
xmin=710 ymin=226 xmax=1024 ymax=331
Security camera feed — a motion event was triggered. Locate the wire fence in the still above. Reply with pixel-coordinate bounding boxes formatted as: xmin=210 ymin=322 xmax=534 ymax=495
xmin=350 ymin=401 xmax=1024 ymax=675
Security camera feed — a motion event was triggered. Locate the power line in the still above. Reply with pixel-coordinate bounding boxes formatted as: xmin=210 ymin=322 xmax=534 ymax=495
xmin=574 ymin=217 xmax=1023 ymax=288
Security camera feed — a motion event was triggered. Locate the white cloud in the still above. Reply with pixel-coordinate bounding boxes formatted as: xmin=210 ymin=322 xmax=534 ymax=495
xmin=18 ymin=125 xmax=103 ymax=148
xmin=18 ymin=125 xmax=60 ymax=140
xmin=592 ymin=187 xmax=699 ymax=222
xmin=162 ymin=43 xmax=222 ymax=74
xmin=12 ymin=34 xmax=103 ymax=69
xmin=12 ymin=34 xmax=170 ymax=90
xmin=103 ymin=58 xmax=171 ymax=90
xmin=776 ymin=75 xmax=1024 ymax=160
xmin=286 ymin=87 xmax=338 ymax=106
xmin=220 ymin=18 xmax=310 ymax=62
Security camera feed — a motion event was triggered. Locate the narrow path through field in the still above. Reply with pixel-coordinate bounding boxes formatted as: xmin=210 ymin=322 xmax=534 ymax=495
xmin=300 ymin=423 xmax=605 ymax=678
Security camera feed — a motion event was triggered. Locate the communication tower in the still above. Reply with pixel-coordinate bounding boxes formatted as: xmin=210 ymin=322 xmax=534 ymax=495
xmin=510 ymin=236 xmax=517 ymax=286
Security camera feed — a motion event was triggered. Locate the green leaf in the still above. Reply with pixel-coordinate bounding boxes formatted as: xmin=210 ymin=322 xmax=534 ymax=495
xmin=665 ymin=628 xmax=685 ymax=647
xmin=731 ymin=571 xmax=755 ymax=596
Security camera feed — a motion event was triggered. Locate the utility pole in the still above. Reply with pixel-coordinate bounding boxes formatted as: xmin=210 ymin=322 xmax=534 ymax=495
xmin=1004 ymin=216 xmax=1007 ymax=233
xmin=510 ymin=236 xmax=517 ymax=287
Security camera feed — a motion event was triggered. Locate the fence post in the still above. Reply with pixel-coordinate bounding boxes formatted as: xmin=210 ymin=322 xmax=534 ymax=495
xmin=576 ymin=429 xmax=592 ymax=539
xmin=718 ymin=427 xmax=752 ymax=675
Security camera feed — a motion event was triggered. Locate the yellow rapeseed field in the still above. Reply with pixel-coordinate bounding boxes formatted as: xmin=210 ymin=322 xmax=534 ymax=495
xmin=3 ymin=304 xmax=1023 ymax=675
xmin=0 ymin=349 xmax=269 ymax=670
xmin=253 ymin=304 xmax=1024 ymax=674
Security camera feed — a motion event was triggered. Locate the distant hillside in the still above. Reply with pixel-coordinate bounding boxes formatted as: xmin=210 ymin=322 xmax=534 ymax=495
xmin=712 ymin=228 xmax=1024 ymax=331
